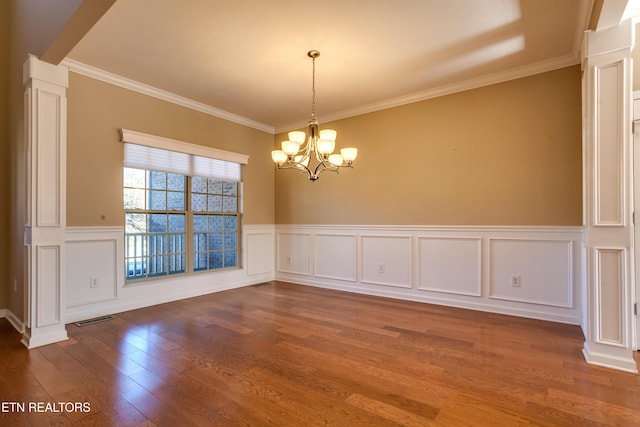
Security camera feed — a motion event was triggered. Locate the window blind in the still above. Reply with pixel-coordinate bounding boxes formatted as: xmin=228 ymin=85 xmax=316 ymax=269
xmin=124 ymin=143 xmax=241 ymax=181
xmin=120 ymin=129 xmax=248 ymax=181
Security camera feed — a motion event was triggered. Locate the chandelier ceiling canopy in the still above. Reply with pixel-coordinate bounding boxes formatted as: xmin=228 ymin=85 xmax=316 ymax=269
xmin=271 ymin=50 xmax=358 ymax=182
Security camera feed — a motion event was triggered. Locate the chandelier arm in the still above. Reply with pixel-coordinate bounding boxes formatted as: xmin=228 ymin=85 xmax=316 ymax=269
xmin=314 ymin=142 xmax=325 ymax=163
xmin=313 ymin=161 xmax=339 ymax=177
xmin=276 ymin=160 xmax=314 ymax=179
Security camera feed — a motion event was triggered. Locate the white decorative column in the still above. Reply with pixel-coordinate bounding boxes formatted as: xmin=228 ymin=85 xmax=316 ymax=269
xmin=21 ymin=55 xmax=68 ymax=347
xmin=582 ymin=19 xmax=638 ymax=373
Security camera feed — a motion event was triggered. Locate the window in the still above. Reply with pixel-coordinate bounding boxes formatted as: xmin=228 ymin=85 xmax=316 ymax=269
xmin=124 ymin=169 xmax=187 ymax=279
xmin=120 ymin=129 xmax=248 ymax=282
xmin=124 ymin=169 xmax=239 ymax=280
xmin=191 ymin=176 xmax=239 ymax=271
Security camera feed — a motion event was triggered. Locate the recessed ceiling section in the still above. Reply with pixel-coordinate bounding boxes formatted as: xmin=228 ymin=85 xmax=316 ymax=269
xmin=67 ymin=0 xmax=589 ymax=132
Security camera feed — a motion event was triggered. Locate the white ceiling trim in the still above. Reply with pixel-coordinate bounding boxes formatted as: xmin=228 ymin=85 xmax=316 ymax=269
xmin=276 ymin=53 xmax=581 ymax=133
xmin=61 ymin=57 xmax=275 ymax=134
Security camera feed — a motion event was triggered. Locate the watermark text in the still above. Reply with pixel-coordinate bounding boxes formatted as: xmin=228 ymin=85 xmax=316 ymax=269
xmin=1 ymin=401 xmax=91 ymax=413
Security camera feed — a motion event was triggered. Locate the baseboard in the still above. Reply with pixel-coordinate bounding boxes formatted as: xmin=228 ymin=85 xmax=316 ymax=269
xmin=65 ymin=276 xmax=271 ymax=324
xmin=281 ymin=276 xmax=582 ymax=325
xmin=0 ymin=309 xmax=26 ymax=334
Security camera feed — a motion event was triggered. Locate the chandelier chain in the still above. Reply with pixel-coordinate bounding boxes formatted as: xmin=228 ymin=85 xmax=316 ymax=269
xmin=311 ymin=54 xmax=316 ymax=120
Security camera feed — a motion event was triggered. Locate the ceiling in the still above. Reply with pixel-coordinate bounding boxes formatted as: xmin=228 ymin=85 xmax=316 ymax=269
xmin=66 ymin=0 xmax=592 ymax=133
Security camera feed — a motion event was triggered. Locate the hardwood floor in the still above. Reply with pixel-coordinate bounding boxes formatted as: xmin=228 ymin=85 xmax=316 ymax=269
xmin=1 ymin=281 xmax=639 ymax=426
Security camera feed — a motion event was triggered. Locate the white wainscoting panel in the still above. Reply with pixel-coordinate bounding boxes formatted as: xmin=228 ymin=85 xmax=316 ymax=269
xmin=361 ymin=235 xmax=412 ymax=288
xmin=594 ymin=62 xmax=625 ymax=226
xmin=417 ymin=237 xmax=481 ymax=296
xmin=35 ymin=90 xmax=64 ymax=228
xmin=63 ymin=224 xmax=583 ymax=326
xmin=276 ymin=233 xmax=311 ymax=275
xmin=594 ymin=247 xmax=626 ymax=346
xmin=315 ymin=234 xmax=357 ymax=281
xmin=66 ymin=239 xmax=118 ymax=307
xmin=275 ymin=225 xmax=583 ymax=325
xmin=65 ymin=225 xmax=275 ymax=323
xmin=247 ymin=232 xmax=274 ymax=276
xmin=36 ymin=245 xmax=62 ymax=327
xmin=489 ymin=239 xmax=573 ymax=308
xmin=66 ymin=227 xmax=123 ymax=309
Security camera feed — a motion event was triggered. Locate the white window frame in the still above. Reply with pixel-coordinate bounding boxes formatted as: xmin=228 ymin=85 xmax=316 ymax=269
xmin=120 ymin=129 xmax=249 ymax=282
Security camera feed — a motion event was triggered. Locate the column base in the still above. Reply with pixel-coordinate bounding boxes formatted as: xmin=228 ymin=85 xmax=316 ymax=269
xmin=583 ymin=341 xmax=638 ymax=373
xmin=21 ymin=325 xmax=68 ymax=349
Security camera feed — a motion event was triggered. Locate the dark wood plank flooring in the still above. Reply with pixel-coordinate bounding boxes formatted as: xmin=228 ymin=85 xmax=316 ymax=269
xmin=1 ymin=281 xmax=639 ymax=426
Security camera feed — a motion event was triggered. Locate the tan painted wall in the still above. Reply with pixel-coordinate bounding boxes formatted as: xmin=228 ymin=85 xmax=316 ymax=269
xmin=275 ymin=65 xmax=582 ymax=226
xmin=67 ymin=73 xmax=275 ymax=227
xmin=0 ymin=0 xmax=10 ymax=309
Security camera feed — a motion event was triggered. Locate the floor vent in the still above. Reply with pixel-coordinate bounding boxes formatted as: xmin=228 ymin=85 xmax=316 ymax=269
xmin=74 ymin=315 xmax=113 ymax=327
xmin=252 ymin=282 xmax=272 ymax=287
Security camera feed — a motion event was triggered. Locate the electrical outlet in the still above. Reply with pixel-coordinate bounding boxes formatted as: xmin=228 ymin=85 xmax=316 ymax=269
xmin=90 ymin=276 xmax=99 ymax=288
xmin=287 ymin=256 xmax=292 ymax=265
xmin=378 ymin=263 xmax=385 ymax=273
xmin=511 ymin=275 xmax=521 ymax=287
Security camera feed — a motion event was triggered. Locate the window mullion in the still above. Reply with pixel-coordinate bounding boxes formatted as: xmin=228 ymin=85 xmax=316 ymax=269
xmin=186 ymin=176 xmax=194 ymax=273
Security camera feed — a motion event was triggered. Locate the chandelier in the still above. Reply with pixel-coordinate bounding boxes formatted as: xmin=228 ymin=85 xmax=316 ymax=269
xmin=271 ymin=50 xmax=358 ymax=181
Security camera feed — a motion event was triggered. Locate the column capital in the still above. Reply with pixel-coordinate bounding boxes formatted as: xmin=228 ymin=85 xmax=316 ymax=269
xmin=23 ymin=54 xmax=69 ymax=88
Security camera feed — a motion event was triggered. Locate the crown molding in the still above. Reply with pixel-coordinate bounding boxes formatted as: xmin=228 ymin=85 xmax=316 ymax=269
xmin=61 ymin=55 xmax=579 ymax=137
xmin=61 ymin=58 xmax=275 ymax=134
xmin=275 ymin=54 xmax=581 ymax=134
